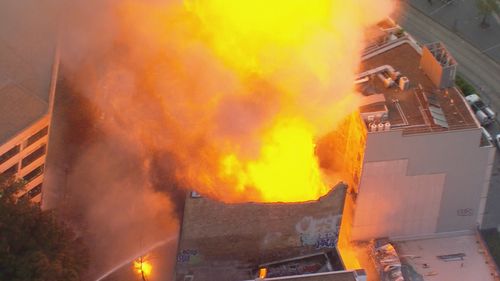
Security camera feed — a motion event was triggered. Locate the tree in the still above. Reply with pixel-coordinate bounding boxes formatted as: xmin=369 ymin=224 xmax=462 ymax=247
xmin=0 ymin=177 xmax=89 ymax=281
xmin=476 ymin=0 xmax=500 ymax=28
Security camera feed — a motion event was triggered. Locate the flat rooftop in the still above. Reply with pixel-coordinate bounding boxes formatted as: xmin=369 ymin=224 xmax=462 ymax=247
xmin=358 ymin=40 xmax=477 ymax=135
xmin=259 ymin=251 xmax=344 ymax=279
xmin=243 ymin=271 xmax=359 ymax=281
xmin=395 ymin=234 xmax=498 ymax=281
xmin=363 ymin=18 xmax=400 ymax=54
xmin=0 ymin=1 xmax=57 ymax=144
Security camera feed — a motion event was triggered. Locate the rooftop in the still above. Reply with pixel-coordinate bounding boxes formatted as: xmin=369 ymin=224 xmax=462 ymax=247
xmin=395 ymin=234 xmax=498 ymax=281
xmin=0 ymin=1 xmax=58 ymax=144
xmin=259 ymin=251 xmax=344 ymax=278
xmin=357 ymin=39 xmax=477 ymax=135
xmin=175 ymin=184 xmax=347 ymax=281
xmin=243 ymin=270 xmax=360 ymax=281
xmin=363 ymin=18 xmax=401 ymax=54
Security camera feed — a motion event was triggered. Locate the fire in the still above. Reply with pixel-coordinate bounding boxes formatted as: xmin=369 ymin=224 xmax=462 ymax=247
xmin=220 ymin=119 xmax=327 ymax=202
xmin=133 ymin=256 xmax=152 ymax=279
xmin=99 ymin=0 xmax=394 ymax=203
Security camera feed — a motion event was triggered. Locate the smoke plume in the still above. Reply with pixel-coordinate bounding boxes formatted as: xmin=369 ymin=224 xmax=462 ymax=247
xmin=6 ymin=0 xmax=393 ymax=279
xmin=61 ymin=0 xmax=394 ymax=203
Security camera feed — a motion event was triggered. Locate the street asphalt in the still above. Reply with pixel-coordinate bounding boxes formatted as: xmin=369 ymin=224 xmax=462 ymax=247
xmin=409 ymin=0 xmax=500 ymax=63
xmin=398 ymin=1 xmax=500 ymax=229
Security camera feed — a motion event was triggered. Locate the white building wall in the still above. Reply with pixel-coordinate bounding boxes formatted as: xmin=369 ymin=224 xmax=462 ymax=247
xmin=351 ymin=128 xmax=495 ymax=241
xmin=351 ymin=159 xmax=445 ymax=240
xmin=476 ymin=150 xmax=495 ymax=228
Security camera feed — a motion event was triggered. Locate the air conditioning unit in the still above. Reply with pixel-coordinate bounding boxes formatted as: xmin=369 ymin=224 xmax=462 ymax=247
xmin=384 ymin=122 xmax=391 ymax=131
xmin=390 ymin=70 xmax=401 ymax=81
xmin=399 ymin=76 xmax=410 ymax=91
xmin=383 ymin=77 xmax=393 ymax=88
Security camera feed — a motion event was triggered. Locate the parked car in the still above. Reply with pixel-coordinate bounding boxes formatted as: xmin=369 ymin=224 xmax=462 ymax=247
xmin=465 ymin=94 xmax=496 ymax=126
xmin=481 ymin=127 xmax=493 ymax=144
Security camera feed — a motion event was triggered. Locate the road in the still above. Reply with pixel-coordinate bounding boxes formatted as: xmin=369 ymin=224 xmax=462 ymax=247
xmin=398 ymin=3 xmax=500 ymax=229
xmin=407 ymin=0 xmax=500 ymax=63
xmin=398 ymin=2 xmax=500 ymax=115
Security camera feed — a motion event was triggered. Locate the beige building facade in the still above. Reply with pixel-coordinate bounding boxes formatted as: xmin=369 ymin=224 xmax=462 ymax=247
xmin=346 ymin=37 xmax=495 ymax=241
xmin=0 ymin=2 xmax=59 ymax=203
xmin=0 ymin=116 xmax=52 ymax=202
xmin=350 ymin=128 xmax=494 ymax=241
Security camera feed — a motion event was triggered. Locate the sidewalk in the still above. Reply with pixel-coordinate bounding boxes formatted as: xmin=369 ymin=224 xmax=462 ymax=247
xmin=408 ymin=0 xmax=500 ymax=63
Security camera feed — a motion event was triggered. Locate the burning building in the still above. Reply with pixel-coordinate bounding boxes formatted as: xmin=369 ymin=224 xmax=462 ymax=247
xmin=174 ymin=21 xmax=497 ymax=281
xmin=174 ymin=184 xmax=367 ymax=281
xmin=4 ymin=0 xmax=493 ymax=279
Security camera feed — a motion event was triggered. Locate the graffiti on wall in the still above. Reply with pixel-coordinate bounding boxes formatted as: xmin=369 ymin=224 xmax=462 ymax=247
xmin=295 ymin=215 xmax=341 ymax=249
xmin=315 ymin=233 xmax=337 ymax=249
xmin=177 ymin=249 xmax=199 ymax=264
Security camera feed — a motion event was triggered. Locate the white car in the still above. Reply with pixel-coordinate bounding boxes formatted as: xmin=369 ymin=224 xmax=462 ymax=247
xmin=495 ymin=134 xmax=500 ymax=149
xmin=466 ymin=94 xmax=496 ymax=126
xmin=481 ymin=127 xmax=493 ymax=144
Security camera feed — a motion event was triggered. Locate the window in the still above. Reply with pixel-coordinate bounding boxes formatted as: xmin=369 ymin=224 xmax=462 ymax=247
xmin=26 ymin=127 xmax=48 ymax=147
xmin=0 ymin=145 xmax=20 ymax=165
xmin=20 ymin=183 xmax=42 ymax=200
xmin=1 ymin=163 xmax=19 ymax=178
xmin=23 ymin=164 xmax=44 ymax=183
xmin=21 ymin=144 xmax=46 ymax=168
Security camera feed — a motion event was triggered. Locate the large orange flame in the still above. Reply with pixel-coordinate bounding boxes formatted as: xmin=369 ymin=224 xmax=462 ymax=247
xmin=93 ymin=0 xmax=394 ymax=203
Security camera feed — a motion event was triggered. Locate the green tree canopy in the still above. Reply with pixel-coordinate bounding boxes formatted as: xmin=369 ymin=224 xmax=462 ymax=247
xmin=476 ymin=0 xmax=500 ymax=27
xmin=0 ymin=177 xmax=89 ymax=281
